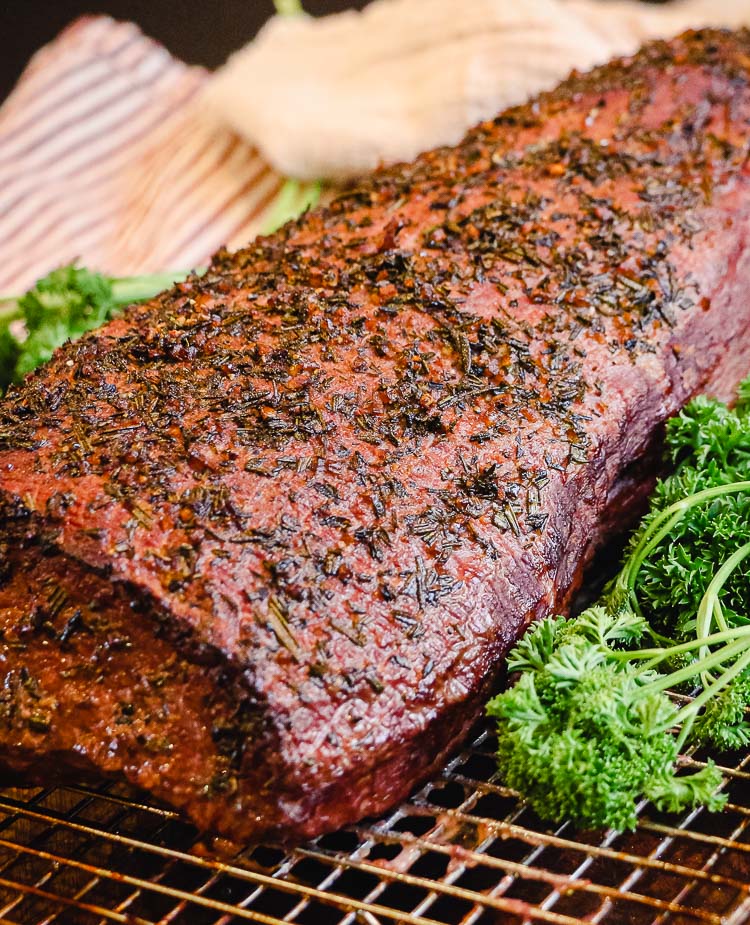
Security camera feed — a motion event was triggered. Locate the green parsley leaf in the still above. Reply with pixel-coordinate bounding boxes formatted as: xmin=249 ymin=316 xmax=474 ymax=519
xmin=0 ymin=264 xmax=191 ymax=394
xmin=489 ymin=376 xmax=750 ymax=831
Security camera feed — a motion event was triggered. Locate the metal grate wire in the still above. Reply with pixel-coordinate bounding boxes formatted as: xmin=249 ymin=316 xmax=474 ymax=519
xmin=1 ymin=716 xmax=750 ymax=925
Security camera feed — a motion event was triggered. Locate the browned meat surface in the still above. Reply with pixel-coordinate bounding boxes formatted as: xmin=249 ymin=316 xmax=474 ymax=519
xmin=2 ymin=29 xmax=750 ymax=844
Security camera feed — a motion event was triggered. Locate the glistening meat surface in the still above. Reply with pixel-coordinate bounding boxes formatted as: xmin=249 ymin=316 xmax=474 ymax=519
xmin=2 ymin=29 xmax=750 ymax=844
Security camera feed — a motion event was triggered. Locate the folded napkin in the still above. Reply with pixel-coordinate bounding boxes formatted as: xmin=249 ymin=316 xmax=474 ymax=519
xmin=0 ymin=17 xmax=280 ymax=292
xmin=205 ymin=0 xmax=750 ymax=181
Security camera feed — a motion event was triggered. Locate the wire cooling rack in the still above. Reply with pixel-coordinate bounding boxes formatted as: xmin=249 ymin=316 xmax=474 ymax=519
xmin=1 ymin=713 xmax=750 ymax=925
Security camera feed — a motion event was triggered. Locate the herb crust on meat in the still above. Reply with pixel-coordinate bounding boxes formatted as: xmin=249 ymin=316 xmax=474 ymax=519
xmin=2 ymin=29 xmax=750 ymax=842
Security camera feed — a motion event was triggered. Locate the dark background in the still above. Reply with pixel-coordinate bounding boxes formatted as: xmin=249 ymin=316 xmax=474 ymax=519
xmin=0 ymin=1 xmax=368 ymax=102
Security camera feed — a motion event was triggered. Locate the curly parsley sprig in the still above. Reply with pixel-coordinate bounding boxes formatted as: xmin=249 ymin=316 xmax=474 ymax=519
xmin=488 ymin=379 xmax=750 ymax=831
xmin=0 ymin=264 xmax=192 ymax=394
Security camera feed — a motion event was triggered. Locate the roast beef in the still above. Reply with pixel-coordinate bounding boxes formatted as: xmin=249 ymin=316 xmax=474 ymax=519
xmin=2 ymin=29 xmax=750 ymax=843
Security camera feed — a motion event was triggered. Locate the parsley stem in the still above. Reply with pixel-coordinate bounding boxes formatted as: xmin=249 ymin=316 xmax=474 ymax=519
xmin=261 ymin=179 xmax=321 ymax=235
xmin=695 ymin=541 xmax=750 ymax=683
xmin=643 ymin=635 xmax=750 ymax=696
xmin=696 ymin=541 xmax=750 ymax=643
xmin=617 ymin=480 xmax=750 ymax=611
xmin=674 ymin=646 xmax=750 ymax=749
xmin=611 ymin=623 xmax=750 ymax=663
xmin=274 ymin=0 xmax=304 ymax=14
xmin=110 ymin=270 xmax=195 ymax=305
xmin=714 ymin=597 xmax=729 ymax=634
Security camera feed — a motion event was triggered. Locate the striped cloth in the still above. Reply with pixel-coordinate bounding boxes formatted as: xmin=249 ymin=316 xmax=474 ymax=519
xmin=0 ymin=16 xmax=282 ymax=292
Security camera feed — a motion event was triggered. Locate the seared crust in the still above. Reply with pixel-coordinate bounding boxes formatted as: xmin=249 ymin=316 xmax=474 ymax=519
xmin=3 ymin=29 xmax=750 ymax=842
